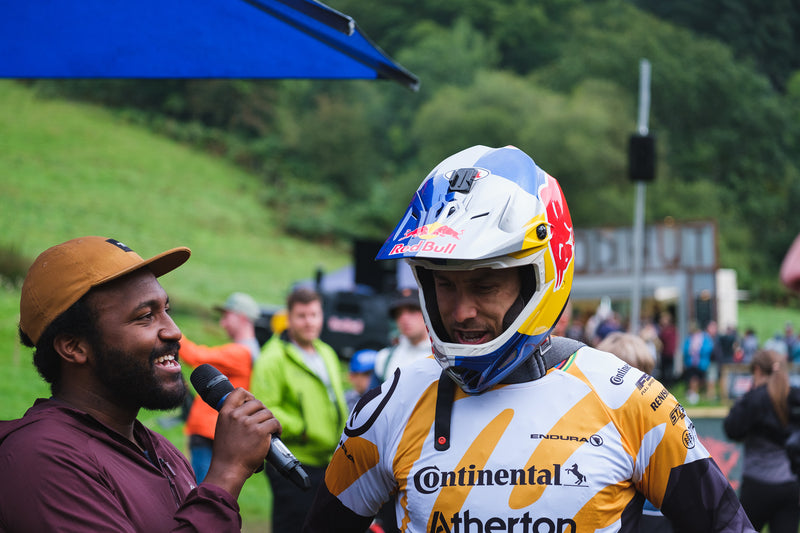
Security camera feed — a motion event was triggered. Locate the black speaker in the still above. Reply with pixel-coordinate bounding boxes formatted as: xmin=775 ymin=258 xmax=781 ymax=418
xmin=628 ymin=134 xmax=656 ymax=182
xmin=354 ymin=239 xmax=396 ymax=293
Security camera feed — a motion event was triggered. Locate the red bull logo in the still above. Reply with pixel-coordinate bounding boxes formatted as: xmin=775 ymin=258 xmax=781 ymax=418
xmin=402 ymin=222 xmax=464 ymax=241
xmin=389 ymin=241 xmax=457 ymax=256
xmin=540 ymin=175 xmax=574 ymax=290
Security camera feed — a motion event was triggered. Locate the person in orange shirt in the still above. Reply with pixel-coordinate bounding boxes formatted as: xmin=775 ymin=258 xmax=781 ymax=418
xmin=180 ymin=292 xmax=262 ymax=482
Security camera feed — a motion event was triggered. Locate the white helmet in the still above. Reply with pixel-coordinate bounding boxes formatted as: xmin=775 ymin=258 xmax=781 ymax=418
xmin=376 ymin=145 xmax=574 ymax=393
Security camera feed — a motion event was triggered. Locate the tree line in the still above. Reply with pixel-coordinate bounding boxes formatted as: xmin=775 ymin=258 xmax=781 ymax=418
xmin=26 ymin=0 xmax=800 ymax=301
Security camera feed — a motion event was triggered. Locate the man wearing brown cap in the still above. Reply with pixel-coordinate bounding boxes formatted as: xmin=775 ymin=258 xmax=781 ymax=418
xmin=181 ymin=291 xmax=262 ymax=482
xmin=0 ymin=236 xmax=279 ymax=532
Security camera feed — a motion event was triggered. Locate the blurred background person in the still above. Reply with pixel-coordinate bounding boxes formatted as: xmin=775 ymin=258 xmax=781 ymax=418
xmin=784 ymin=322 xmax=799 ymax=361
xmin=345 ymin=349 xmax=377 ymax=411
xmin=741 ymin=328 xmax=760 ymax=364
xmin=783 ymin=322 xmax=800 ymax=363
xmin=180 ymin=292 xmax=261 ymax=482
xmin=682 ymin=320 xmax=714 ymax=405
xmin=638 ymin=319 xmax=662 ymax=374
xmin=596 ymin=332 xmax=656 ymax=376
xmin=705 ymin=320 xmax=723 ymax=402
xmin=657 ymin=311 xmax=677 ymax=385
xmin=250 ymin=286 xmax=349 ymax=533
xmin=595 ymin=331 xmax=670 ymax=532
xmin=718 ymin=324 xmax=740 ymax=365
xmin=373 ymin=288 xmax=430 ymax=385
xmin=724 ymin=349 xmax=800 ymax=533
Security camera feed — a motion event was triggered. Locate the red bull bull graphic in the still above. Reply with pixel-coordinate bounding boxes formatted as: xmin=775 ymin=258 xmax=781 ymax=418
xmin=540 ymin=175 xmax=574 ymax=290
xmin=403 ymin=222 xmax=464 ymax=241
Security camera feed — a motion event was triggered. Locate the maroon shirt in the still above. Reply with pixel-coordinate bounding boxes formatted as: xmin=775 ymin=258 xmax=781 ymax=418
xmin=0 ymin=398 xmax=241 ymax=532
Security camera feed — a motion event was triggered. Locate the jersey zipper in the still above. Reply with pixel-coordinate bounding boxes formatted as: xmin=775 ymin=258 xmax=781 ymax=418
xmin=159 ymin=457 xmax=182 ymax=507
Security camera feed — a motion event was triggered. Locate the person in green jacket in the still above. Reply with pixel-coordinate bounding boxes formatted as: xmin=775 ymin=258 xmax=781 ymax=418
xmin=250 ymin=286 xmax=349 ymax=533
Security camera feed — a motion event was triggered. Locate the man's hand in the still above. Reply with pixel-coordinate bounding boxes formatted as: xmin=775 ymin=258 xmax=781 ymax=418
xmin=203 ymin=388 xmax=282 ymax=498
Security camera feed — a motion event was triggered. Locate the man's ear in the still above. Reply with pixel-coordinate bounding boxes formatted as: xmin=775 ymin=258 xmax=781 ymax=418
xmin=53 ymin=334 xmax=91 ymax=365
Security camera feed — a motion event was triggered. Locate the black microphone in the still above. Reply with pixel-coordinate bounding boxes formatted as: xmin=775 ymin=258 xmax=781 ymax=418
xmin=190 ymin=363 xmax=312 ymax=490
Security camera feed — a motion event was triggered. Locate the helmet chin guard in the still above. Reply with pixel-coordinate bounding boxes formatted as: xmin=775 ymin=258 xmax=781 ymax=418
xmin=377 ymin=145 xmax=574 ymax=394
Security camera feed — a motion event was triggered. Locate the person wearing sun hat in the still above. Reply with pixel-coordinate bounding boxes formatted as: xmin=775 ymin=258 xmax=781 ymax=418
xmin=181 ymin=291 xmax=262 ymax=482
xmin=0 ymin=236 xmax=280 ymax=532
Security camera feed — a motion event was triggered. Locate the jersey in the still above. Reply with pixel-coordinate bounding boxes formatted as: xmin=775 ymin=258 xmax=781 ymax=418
xmin=305 ymin=346 xmax=754 ymax=532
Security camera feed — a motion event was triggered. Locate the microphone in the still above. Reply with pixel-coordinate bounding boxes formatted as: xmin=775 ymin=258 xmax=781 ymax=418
xmin=190 ymin=363 xmax=312 ymax=490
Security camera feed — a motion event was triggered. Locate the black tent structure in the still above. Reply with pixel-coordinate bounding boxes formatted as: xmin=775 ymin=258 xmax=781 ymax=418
xmin=0 ymin=0 xmax=419 ymax=91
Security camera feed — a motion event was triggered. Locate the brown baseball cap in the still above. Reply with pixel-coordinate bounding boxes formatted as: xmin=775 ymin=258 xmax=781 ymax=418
xmin=20 ymin=236 xmax=191 ymax=345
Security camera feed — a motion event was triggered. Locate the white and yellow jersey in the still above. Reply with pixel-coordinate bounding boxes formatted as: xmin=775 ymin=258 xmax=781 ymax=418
xmin=306 ymin=346 xmax=753 ymax=533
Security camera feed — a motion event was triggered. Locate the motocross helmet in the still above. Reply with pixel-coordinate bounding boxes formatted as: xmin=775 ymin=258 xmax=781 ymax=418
xmin=376 ymin=145 xmax=574 ymax=394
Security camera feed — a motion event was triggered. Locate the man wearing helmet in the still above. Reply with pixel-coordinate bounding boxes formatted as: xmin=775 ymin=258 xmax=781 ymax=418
xmin=303 ymin=146 xmax=754 ymax=532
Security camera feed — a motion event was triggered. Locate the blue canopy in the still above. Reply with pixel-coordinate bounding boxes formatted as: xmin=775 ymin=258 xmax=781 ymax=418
xmin=0 ymin=0 xmax=419 ymax=90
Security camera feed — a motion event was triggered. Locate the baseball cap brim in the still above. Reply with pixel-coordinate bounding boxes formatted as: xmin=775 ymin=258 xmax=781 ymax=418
xmin=20 ymin=237 xmax=190 ymax=345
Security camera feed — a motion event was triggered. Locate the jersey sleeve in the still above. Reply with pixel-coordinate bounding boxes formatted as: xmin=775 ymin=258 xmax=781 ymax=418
xmin=579 ymin=348 xmax=753 ymax=532
xmin=303 ymin=480 xmax=374 ymax=533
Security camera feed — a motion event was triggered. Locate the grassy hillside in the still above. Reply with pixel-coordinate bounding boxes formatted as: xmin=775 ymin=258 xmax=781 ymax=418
xmin=0 ymin=80 xmax=352 ymax=530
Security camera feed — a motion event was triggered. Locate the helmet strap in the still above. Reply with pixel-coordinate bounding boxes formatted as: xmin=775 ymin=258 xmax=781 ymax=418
xmin=502 ymin=336 xmax=585 ymax=385
xmin=434 ymin=369 xmax=456 ymax=451
xmin=434 ymin=336 xmax=585 ymax=452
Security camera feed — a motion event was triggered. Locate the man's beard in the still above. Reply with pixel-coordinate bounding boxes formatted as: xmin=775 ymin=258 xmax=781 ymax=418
xmin=93 ymin=340 xmax=187 ymax=411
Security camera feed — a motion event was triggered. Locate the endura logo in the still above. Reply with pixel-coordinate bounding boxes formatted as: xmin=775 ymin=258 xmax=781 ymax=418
xmin=414 ymin=463 xmax=587 ymax=495
xmin=429 ymin=510 xmax=576 ymax=533
xmin=610 ymin=364 xmax=631 ymax=385
xmin=530 ymin=433 xmax=603 ymax=447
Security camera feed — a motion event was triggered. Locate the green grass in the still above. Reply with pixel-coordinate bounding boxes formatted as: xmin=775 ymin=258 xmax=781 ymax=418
xmin=0 ymin=80 xmax=353 ymax=528
xmin=738 ymin=300 xmax=800 ymax=340
xmin=0 ymin=80 xmax=349 ymax=308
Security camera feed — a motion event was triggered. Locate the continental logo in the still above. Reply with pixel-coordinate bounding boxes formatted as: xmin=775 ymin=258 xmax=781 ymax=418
xmin=530 ymin=433 xmax=604 ymax=447
xmin=429 ymin=509 xmax=576 ymax=533
xmin=610 ymin=364 xmax=631 ymax=385
xmin=413 ymin=463 xmax=588 ymax=495
xmin=650 ymin=387 xmax=670 ymax=411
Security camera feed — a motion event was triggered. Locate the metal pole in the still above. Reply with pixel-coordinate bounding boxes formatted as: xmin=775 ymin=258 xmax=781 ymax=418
xmin=630 ymin=59 xmax=651 ymax=334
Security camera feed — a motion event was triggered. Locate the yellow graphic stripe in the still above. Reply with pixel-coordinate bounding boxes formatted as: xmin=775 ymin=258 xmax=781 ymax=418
xmin=426 ymin=409 xmax=515 ymax=533
xmin=509 ymin=367 xmax=613 ymax=510
xmin=635 ymin=390 xmax=692 ymax=508
xmin=518 ymin=266 xmax=574 ymax=337
xmin=325 ymin=436 xmax=380 ymax=496
xmin=393 ymin=381 xmax=440 ymax=532
xmin=572 ymin=481 xmax=635 ymax=526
